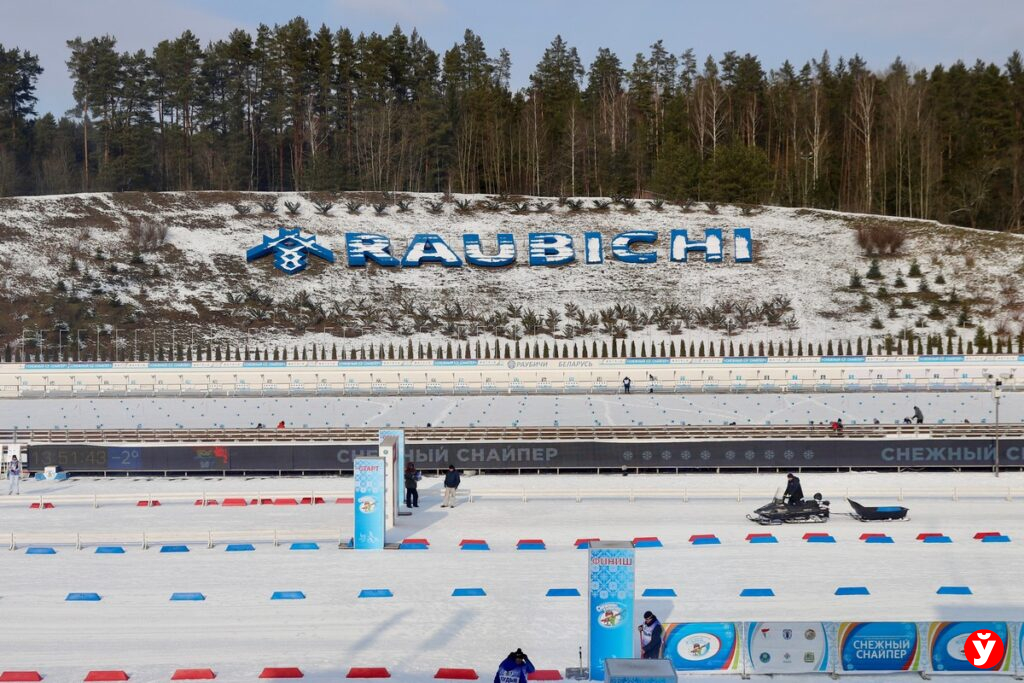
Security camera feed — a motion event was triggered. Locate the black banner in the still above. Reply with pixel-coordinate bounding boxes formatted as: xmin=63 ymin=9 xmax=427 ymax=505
xmin=27 ymin=439 xmax=1024 ymax=472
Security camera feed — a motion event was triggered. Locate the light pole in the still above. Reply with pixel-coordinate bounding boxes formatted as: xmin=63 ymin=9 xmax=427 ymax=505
xmin=989 ymin=372 xmax=1014 ymax=478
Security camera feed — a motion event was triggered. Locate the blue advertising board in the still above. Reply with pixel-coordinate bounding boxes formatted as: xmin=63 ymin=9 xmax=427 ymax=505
xmin=588 ymin=542 xmax=635 ymax=681
xmin=660 ymin=622 xmax=741 ymax=673
xmin=745 ymin=622 xmax=829 ymax=673
xmin=838 ymin=622 xmax=921 ymax=672
xmin=353 ymin=457 xmax=386 ymax=550
xmin=379 ymin=429 xmax=405 ymax=517
xmin=927 ymin=622 xmax=1010 ymax=673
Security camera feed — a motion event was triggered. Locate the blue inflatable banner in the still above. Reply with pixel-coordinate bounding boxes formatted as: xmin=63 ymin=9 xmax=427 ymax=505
xmin=660 ymin=622 xmax=741 ymax=673
xmin=927 ymin=622 xmax=1010 ymax=673
xmin=353 ymin=457 xmax=386 ymax=549
xmin=838 ymin=622 xmax=921 ymax=672
xmin=588 ymin=542 xmax=636 ymax=681
xmin=745 ymin=622 xmax=829 ymax=674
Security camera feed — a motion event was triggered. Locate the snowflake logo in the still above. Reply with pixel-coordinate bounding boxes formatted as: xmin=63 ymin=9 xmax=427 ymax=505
xmin=623 ymin=451 xmax=634 ymax=461
xmin=803 ymin=450 xmax=815 ymax=460
xmin=660 ymin=450 xmax=672 ymax=461
xmin=724 ymin=450 xmax=736 ymax=460
xmin=246 ymin=227 xmax=335 ymax=274
xmin=764 ymin=450 xmax=775 ymax=461
xmin=680 ymin=450 xmax=692 ymax=461
xmin=783 ymin=450 xmax=795 ymax=460
xmin=699 ymin=450 xmax=711 ymax=461
xmin=641 ymin=451 xmax=653 ymax=461
xmin=744 ymin=450 xmax=756 ymax=461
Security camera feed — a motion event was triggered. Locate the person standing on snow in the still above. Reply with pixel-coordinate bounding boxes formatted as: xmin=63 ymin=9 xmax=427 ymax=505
xmin=913 ymin=406 xmax=924 ymax=424
xmin=7 ymin=455 xmax=22 ymax=495
xmin=623 ymin=376 xmax=632 ymax=394
xmin=404 ymin=462 xmax=419 ymax=508
xmin=638 ymin=610 xmax=663 ymax=658
xmin=494 ymin=649 xmax=535 ymax=683
xmin=442 ymin=464 xmax=461 ymax=508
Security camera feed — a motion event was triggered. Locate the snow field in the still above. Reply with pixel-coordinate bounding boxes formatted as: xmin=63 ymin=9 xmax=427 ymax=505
xmin=1 ymin=473 xmax=1022 ymax=681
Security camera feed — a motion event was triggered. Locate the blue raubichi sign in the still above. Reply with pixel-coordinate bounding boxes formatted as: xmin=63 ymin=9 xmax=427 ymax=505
xmin=247 ymin=228 xmax=753 ymax=273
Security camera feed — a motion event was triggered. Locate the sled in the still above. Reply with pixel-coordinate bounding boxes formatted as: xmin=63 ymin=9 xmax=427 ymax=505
xmin=847 ymin=499 xmax=909 ymax=522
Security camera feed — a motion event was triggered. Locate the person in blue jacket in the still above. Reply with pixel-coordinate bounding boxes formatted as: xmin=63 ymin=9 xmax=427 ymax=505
xmin=442 ymin=464 xmax=461 ymax=508
xmin=494 ymin=649 xmax=535 ymax=683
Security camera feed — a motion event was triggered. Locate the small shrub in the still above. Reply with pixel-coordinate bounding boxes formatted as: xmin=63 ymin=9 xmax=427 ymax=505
xmin=957 ymin=308 xmax=972 ymax=327
xmin=233 ymin=203 xmax=252 ymax=215
xmin=900 ymin=296 xmax=914 ymax=309
xmin=483 ymin=200 xmax=503 ymax=212
xmin=397 ymin=200 xmax=413 ymax=212
xmin=283 ymin=201 xmax=301 ymax=215
xmin=918 ymin=278 xmax=930 ymax=293
xmin=557 ymin=196 xmax=568 ymax=207
xmin=888 ymin=306 xmax=898 ymax=319
xmin=533 ymin=201 xmax=554 ymax=213
xmin=591 ymin=199 xmax=611 ymax=211
xmin=313 ymin=201 xmax=334 ymax=215
xmin=934 ymin=273 xmax=946 ymax=285
xmin=908 ymin=259 xmax=922 ymax=277
xmin=877 ymin=286 xmax=889 ymax=299
xmin=620 ymin=198 xmax=637 ymax=211
xmin=649 ymin=199 xmax=665 ymax=211
xmin=856 ymin=295 xmax=873 ymax=312
xmin=425 ymin=201 xmax=445 ymax=214
xmin=865 ymin=258 xmax=883 ymax=280
xmin=566 ymin=199 xmax=584 ymax=211
xmin=511 ymin=202 xmax=531 ymax=214
xmin=894 ymin=274 xmax=906 ymax=288
xmin=927 ymin=304 xmax=944 ymax=320
xmin=680 ymin=199 xmax=695 ymax=212
xmin=345 ymin=201 xmax=362 ymax=215
xmin=258 ymin=200 xmax=277 ymax=213
xmin=870 ymin=316 xmax=884 ymax=329
xmin=455 ymin=198 xmax=474 ymax=213
xmin=373 ymin=203 xmax=388 ymax=216
xmin=705 ymin=202 xmax=719 ymax=214
xmin=849 ymin=273 xmax=863 ymax=289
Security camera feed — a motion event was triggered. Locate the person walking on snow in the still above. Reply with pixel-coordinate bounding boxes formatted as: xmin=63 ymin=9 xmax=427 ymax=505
xmin=639 ymin=610 xmax=663 ymax=658
xmin=404 ymin=462 xmax=419 ymax=508
xmin=494 ymin=649 xmax=535 ymax=683
xmin=442 ymin=464 xmax=461 ymax=508
xmin=7 ymin=455 xmax=22 ymax=495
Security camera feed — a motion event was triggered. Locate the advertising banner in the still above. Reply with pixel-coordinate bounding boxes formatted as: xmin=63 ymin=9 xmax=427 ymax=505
xmin=660 ymin=622 xmax=741 ymax=674
xmin=927 ymin=622 xmax=1011 ymax=673
xmin=745 ymin=622 xmax=829 ymax=674
xmin=588 ymin=542 xmax=636 ymax=681
xmin=838 ymin=622 xmax=922 ymax=673
xmin=353 ymin=457 xmax=385 ymax=550
xmin=379 ymin=429 xmax=405 ymax=520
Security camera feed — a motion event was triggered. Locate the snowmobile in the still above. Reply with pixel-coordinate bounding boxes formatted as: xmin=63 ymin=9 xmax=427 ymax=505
xmin=747 ymin=491 xmax=830 ymax=525
xmin=847 ymin=499 xmax=909 ymax=522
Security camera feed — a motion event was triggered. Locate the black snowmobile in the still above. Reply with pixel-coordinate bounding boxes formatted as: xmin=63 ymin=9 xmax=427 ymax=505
xmin=747 ymin=491 xmax=830 ymax=525
xmin=847 ymin=499 xmax=909 ymax=522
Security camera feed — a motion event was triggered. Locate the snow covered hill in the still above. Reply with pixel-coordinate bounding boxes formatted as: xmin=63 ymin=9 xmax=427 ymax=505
xmin=0 ymin=191 xmax=1021 ymax=357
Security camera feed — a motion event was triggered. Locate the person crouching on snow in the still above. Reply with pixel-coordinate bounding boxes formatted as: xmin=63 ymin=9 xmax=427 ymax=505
xmin=494 ymin=649 xmax=535 ymax=683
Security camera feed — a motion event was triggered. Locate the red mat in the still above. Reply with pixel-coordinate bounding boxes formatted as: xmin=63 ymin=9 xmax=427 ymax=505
xmin=84 ymin=672 xmax=129 ymax=682
xmin=346 ymin=668 xmax=390 ymax=678
xmin=0 ymin=673 xmax=43 ymax=682
xmin=435 ymin=668 xmax=478 ymax=680
xmin=336 ymin=497 xmax=354 ymax=504
xmin=258 ymin=668 xmax=303 ymax=679
xmin=136 ymin=500 xmax=161 ymax=507
xmin=528 ymin=671 xmax=563 ymax=681
xmin=221 ymin=498 xmax=247 ymax=506
xmin=171 ymin=670 xmax=216 ymax=680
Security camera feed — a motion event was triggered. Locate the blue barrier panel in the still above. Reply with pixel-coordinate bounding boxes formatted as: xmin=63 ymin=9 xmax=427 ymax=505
xmin=289 ymin=542 xmax=320 ymax=550
xmin=642 ymin=588 xmax=677 ymax=597
xmin=66 ymin=592 xmax=101 ymax=601
xmin=226 ymin=544 xmax=255 ymax=552
xmin=865 ymin=536 xmax=894 ymax=544
xmin=749 ymin=536 xmax=778 ymax=544
xmin=516 ymin=542 xmax=546 ymax=550
xmin=740 ymin=588 xmax=775 ymax=597
xmin=807 ymin=536 xmax=836 ymax=544
xmin=160 ymin=545 xmax=190 ymax=553
xmin=923 ymin=536 xmax=952 ymax=544
xmin=95 ymin=546 xmax=125 ymax=554
xmin=358 ymin=589 xmax=394 ymax=598
xmin=460 ymin=542 xmax=490 ymax=551
xmin=270 ymin=591 xmax=306 ymax=600
xmin=936 ymin=586 xmax=972 ymax=595
xmin=26 ymin=547 xmax=56 ymax=554
xmin=452 ymin=588 xmax=487 ymax=597
xmin=835 ymin=586 xmax=871 ymax=596
xmin=982 ymin=535 xmax=1011 ymax=543
xmin=546 ymin=588 xmax=581 ymax=597
xmin=399 ymin=542 xmax=429 ymax=550
xmin=633 ymin=540 xmax=663 ymax=548
xmin=170 ymin=592 xmax=206 ymax=601
xmin=692 ymin=537 xmax=721 ymax=546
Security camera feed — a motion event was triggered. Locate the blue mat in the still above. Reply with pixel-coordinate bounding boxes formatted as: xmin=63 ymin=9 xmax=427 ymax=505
xmin=835 ymin=586 xmax=871 ymax=596
xmin=516 ymin=543 xmax=546 ymax=550
xmin=936 ymin=586 xmax=972 ymax=595
xmin=289 ymin=542 xmax=319 ymax=550
xmin=26 ymin=547 xmax=56 ymax=554
xmin=692 ymin=537 xmax=721 ymax=546
xmin=740 ymin=588 xmax=775 ymax=597
xmin=749 ymin=536 xmax=778 ymax=544
xmin=170 ymin=592 xmax=206 ymax=601
xmin=66 ymin=592 xmax=101 ymax=601
xmin=633 ymin=540 xmax=663 ymax=548
xmin=226 ymin=543 xmax=255 ymax=552
xmin=160 ymin=545 xmax=190 ymax=553
xmin=271 ymin=591 xmax=306 ymax=600
xmin=399 ymin=542 xmax=429 ymax=550
xmin=642 ymin=588 xmax=677 ymax=597
xmin=460 ymin=543 xmax=490 ymax=551
xmin=359 ymin=589 xmax=394 ymax=598
xmin=546 ymin=588 xmax=581 ymax=597
xmin=923 ymin=536 xmax=952 ymax=544
xmin=452 ymin=588 xmax=487 ymax=597
xmin=807 ymin=536 xmax=836 ymax=543
xmin=865 ymin=536 xmax=894 ymax=544
xmin=95 ymin=546 xmax=125 ymax=554
xmin=982 ymin=535 xmax=1011 ymax=543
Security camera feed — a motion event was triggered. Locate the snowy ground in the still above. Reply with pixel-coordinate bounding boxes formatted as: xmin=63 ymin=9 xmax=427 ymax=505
xmin=2 ymin=472 xmax=1022 ymax=682
xmin=3 ymin=391 xmax=1022 ymax=430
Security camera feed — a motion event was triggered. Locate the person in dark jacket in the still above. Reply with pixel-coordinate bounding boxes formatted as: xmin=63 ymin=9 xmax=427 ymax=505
xmin=913 ymin=406 xmax=924 ymax=424
xmin=442 ymin=465 xmax=461 ymax=508
xmin=494 ymin=649 xmax=535 ymax=683
xmin=638 ymin=610 xmax=663 ymax=658
xmin=404 ymin=462 xmax=419 ymax=508
xmin=783 ymin=473 xmax=803 ymax=506
xmin=622 ymin=376 xmax=632 ymax=394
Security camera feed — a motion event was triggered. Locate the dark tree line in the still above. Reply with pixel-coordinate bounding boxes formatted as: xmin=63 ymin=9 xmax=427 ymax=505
xmin=1 ymin=20 xmax=1024 ymax=231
